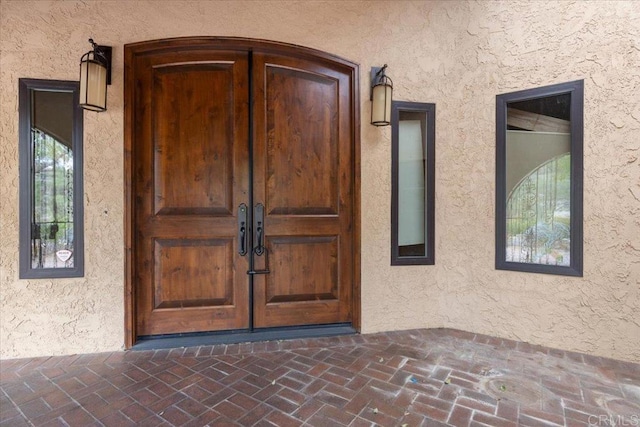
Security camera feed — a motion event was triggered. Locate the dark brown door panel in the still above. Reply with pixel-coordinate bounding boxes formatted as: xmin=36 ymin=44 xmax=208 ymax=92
xmin=133 ymin=49 xmax=250 ymax=336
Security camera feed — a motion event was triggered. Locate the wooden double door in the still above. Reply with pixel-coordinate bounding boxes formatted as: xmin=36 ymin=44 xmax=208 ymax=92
xmin=126 ymin=38 xmax=358 ymax=339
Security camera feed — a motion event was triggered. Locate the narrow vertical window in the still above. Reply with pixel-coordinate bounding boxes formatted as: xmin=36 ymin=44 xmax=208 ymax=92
xmin=391 ymin=101 xmax=435 ymax=265
xmin=19 ymin=79 xmax=84 ymax=278
xmin=496 ymin=80 xmax=583 ymax=276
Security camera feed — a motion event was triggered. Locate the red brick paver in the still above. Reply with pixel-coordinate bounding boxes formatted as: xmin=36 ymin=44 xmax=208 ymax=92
xmin=1 ymin=329 xmax=638 ymax=426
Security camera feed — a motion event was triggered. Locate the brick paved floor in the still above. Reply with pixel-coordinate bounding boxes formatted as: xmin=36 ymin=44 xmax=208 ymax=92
xmin=1 ymin=328 xmax=639 ymax=426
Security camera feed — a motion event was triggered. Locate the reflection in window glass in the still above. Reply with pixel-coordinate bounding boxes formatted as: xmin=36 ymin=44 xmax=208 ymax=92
xmin=398 ymin=115 xmax=426 ymax=257
xmin=31 ymin=126 xmax=75 ymax=268
xmin=505 ymin=94 xmax=570 ymax=266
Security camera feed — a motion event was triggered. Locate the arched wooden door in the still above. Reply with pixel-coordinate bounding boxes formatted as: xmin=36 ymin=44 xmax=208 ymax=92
xmin=124 ymin=38 xmax=360 ymax=344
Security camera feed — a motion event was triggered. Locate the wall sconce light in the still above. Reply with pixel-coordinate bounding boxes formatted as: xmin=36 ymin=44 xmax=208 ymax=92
xmin=370 ymin=64 xmax=393 ymax=126
xmin=79 ymin=38 xmax=112 ymax=112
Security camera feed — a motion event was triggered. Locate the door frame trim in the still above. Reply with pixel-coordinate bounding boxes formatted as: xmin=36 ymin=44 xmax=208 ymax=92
xmin=124 ymin=37 xmax=361 ymax=348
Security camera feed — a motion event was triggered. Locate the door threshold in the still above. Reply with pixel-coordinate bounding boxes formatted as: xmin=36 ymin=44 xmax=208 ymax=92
xmin=132 ymin=324 xmax=356 ymax=351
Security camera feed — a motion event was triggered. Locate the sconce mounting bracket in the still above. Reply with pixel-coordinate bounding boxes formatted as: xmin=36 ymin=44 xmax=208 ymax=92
xmin=370 ymin=66 xmax=385 ymax=101
xmin=97 ymin=45 xmax=112 ymax=85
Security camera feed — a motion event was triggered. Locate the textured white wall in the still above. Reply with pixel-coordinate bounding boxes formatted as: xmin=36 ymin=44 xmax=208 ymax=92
xmin=0 ymin=0 xmax=638 ymax=362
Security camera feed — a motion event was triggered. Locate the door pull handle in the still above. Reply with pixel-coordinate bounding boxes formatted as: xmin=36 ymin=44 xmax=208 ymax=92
xmin=253 ymin=203 xmax=265 ymax=256
xmin=247 ymin=203 xmax=270 ymax=275
xmin=238 ymin=204 xmax=248 ymax=256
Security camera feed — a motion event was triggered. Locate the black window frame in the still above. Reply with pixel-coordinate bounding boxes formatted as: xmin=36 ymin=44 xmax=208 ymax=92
xmin=19 ymin=78 xmax=84 ymax=279
xmin=495 ymin=80 xmax=583 ymax=276
xmin=391 ymin=101 xmax=436 ymax=266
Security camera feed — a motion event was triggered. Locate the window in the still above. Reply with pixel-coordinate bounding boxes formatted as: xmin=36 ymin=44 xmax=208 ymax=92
xmin=496 ymin=80 xmax=583 ymax=276
xmin=391 ymin=101 xmax=435 ymax=265
xmin=19 ymin=79 xmax=84 ymax=278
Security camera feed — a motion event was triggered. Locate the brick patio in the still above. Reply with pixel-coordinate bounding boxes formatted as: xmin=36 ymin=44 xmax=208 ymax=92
xmin=1 ymin=329 xmax=639 ymax=426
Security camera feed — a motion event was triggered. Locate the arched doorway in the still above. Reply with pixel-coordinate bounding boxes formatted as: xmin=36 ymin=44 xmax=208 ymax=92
xmin=124 ymin=38 xmax=360 ymax=347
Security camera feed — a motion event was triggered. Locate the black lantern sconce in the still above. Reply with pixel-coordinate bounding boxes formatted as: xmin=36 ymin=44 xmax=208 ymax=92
xmin=79 ymin=38 xmax=112 ymax=112
xmin=370 ymin=64 xmax=393 ymax=126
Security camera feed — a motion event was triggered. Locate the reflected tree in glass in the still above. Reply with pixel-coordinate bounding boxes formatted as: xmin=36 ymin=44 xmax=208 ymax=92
xmin=31 ymin=128 xmax=75 ymax=268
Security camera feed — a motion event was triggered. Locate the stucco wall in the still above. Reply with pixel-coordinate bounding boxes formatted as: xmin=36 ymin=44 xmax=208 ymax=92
xmin=1 ymin=0 xmax=638 ymax=363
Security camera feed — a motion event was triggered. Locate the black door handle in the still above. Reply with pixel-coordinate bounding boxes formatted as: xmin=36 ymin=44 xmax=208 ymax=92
xmin=247 ymin=203 xmax=270 ymax=275
xmin=238 ymin=204 xmax=248 ymax=256
xmin=253 ymin=203 xmax=265 ymax=256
